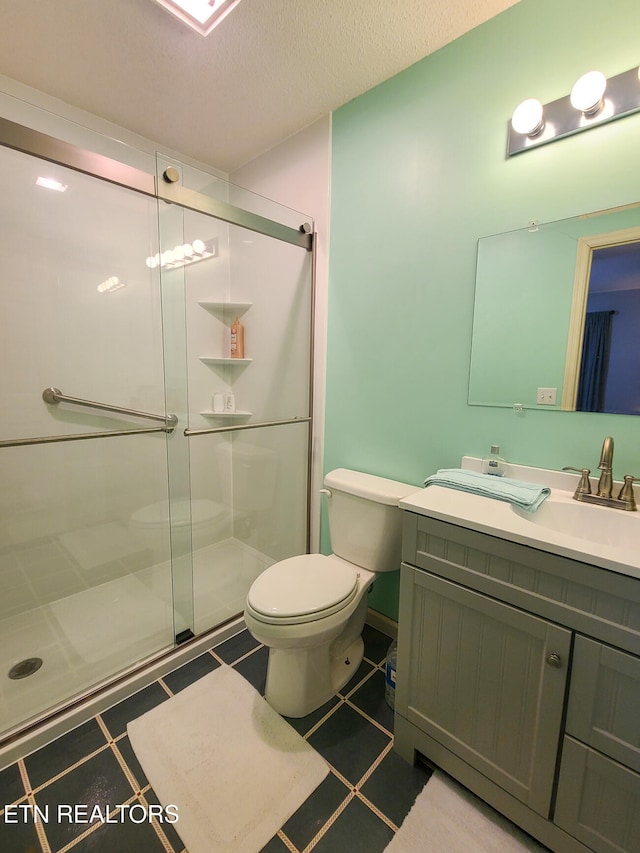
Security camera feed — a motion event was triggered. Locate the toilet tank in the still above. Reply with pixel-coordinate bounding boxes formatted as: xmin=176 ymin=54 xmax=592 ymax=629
xmin=323 ymin=469 xmax=418 ymax=572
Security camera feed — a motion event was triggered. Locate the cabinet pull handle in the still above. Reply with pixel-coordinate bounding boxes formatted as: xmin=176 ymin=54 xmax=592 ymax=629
xmin=546 ymin=653 xmax=562 ymax=668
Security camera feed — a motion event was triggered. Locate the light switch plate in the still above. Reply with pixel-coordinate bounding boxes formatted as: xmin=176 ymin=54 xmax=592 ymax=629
xmin=536 ymin=387 xmax=557 ymax=405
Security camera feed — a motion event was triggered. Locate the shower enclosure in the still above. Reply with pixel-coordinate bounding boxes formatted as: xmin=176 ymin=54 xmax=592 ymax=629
xmin=0 ymin=117 xmax=314 ymax=743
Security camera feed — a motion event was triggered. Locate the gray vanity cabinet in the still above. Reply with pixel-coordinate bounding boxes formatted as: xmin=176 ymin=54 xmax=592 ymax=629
xmin=395 ymin=510 xmax=640 ymax=853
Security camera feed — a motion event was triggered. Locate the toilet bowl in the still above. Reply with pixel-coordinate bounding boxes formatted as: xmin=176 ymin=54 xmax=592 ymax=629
xmin=244 ymin=468 xmax=417 ymax=717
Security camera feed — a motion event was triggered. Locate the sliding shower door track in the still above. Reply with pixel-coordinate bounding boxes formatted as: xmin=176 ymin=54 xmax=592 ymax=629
xmin=0 ymin=117 xmax=313 ymax=250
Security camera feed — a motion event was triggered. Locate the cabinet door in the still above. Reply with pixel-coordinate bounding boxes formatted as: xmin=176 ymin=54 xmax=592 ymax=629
xmin=566 ymin=635 xmax=640 ymax=773
xmin=396 ymin=566 xmax=570 ymax=817
xmin=555 ymin=736 xmax=640 ymax=853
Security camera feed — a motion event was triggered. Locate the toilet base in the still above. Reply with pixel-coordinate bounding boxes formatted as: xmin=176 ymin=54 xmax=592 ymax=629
xmin=264 ymin=634 xmax=365 ymax=718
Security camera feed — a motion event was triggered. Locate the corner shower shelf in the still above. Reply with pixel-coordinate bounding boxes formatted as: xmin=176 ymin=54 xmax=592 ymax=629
xmin=199 ymin=357 xmax=252 ymax=366
xmin=197 ymin=301 xmax=252 ymax=317
xmin=200 ymin=410 xmax=252 ymax=418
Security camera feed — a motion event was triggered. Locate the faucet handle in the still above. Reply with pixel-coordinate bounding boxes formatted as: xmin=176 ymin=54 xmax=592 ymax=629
xmin=562 ymin=467 xmax=592 ymax=496
xmin=617 ymin=475 xmax=639 ymax=511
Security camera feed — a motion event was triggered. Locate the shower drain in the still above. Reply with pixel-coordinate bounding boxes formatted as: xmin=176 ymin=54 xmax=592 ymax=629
xmin=8 ymin=658 xmax=43 ymax=680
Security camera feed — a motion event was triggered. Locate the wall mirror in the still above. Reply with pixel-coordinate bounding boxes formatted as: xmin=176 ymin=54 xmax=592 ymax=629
xmin=468 ymin=202 xmax=640 ymax=415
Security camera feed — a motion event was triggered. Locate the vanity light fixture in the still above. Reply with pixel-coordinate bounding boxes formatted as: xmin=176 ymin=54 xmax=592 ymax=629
xmin=507 ymin=64 xmax=640 ymax=156
xmin=152 ymin=0 xmax=242 ymax=36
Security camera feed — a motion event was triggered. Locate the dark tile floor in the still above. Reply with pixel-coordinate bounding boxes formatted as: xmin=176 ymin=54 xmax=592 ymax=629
xmin=0 ymin=625 xmax=432 ymax=853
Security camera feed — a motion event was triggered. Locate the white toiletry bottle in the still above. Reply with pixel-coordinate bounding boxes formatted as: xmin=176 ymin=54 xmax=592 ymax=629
xmin=224 ymin=391 xmax=236 ymax=413
xmin=482 ymin=445 xmax=506 ymax=476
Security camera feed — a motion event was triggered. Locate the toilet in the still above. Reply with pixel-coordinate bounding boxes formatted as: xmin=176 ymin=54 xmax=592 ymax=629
xmin=243 ymin=468 xmax=417 ymax=717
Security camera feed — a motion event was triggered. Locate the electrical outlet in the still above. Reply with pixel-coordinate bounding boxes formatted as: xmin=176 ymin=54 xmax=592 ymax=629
xmin=536 ymin=387 xmax=557 ymax=405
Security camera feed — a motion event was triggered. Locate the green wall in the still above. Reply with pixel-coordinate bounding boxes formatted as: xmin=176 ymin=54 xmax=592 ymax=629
xmin=325 ymin=0 xmax=640 ymax=619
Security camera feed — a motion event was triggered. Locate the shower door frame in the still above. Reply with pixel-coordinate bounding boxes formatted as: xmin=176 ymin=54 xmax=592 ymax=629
xmin=0 ymin=117 xmax=313 ymax=249
xmin=0 ymin=115 xmax=316 ymax=739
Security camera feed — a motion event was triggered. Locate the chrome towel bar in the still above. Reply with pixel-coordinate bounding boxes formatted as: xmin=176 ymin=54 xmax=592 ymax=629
xmin=42 ymin=387 xmax=178 ymax=432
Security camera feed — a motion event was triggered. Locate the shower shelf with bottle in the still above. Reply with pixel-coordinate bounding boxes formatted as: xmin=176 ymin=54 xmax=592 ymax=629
xmin=197 ymin=300 xmax=252 ymax=418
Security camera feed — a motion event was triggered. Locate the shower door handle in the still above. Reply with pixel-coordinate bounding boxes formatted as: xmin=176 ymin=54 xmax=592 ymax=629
xmin=43 ymin=387 xmax=178 ymax=432
xmin=0 ymin=389 xmax=179 ymax=448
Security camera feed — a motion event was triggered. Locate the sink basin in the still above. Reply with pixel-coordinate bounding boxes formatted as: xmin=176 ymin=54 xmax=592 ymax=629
xmin=512 ymin=493 xmax=640 ymax=551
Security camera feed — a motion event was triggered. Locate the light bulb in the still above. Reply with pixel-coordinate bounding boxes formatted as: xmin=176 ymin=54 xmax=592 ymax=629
xmin=570 ymin=71 xmax=607 ymax=115
xmin=511 ymin=99 xmax=544 ymax=136
xmin=192 ymin=239 xmax=205 ymax=254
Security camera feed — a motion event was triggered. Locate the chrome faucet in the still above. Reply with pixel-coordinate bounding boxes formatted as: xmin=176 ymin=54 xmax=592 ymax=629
xmin=563 ymin=436 xmax=638 ymax=511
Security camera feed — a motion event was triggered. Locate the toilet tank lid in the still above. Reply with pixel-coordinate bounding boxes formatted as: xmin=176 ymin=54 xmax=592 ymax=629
xmin=324 ymin=469 xmax=418 ymax=506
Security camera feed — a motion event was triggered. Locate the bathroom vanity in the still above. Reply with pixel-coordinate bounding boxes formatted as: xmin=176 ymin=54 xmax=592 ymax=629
xmin=394 ymin=467 xmax=640 ymax=853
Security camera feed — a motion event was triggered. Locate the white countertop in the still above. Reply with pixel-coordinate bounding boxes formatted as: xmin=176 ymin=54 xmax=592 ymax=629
xmin=400 ymin=458 xmax=640 ymax=580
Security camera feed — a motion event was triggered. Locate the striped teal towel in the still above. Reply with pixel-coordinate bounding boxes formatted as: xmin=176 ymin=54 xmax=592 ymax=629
xmin=423 ymin=468 xmax=550 ymax=513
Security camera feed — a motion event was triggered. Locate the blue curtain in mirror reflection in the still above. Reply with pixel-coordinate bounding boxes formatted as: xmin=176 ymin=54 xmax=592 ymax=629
xmin=577 ymin=311 xmax=614 ymax=412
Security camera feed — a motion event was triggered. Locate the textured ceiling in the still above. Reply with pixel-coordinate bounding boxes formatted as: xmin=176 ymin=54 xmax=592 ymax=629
xmin=0 ymin=0 xmax=519 ymax=172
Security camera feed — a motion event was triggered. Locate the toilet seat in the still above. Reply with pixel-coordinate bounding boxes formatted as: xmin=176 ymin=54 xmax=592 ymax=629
xmin=247 ymin=554 xmax=359 ymax=625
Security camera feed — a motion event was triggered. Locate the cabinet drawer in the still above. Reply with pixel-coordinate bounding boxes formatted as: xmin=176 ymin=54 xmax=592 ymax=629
xmin=566 ymin=636 xmax=640 ymax=773
xmin=402 ymin=511 xmax=640 ymax=656
xmin=555 ymin=736 xmax=640 ymax=853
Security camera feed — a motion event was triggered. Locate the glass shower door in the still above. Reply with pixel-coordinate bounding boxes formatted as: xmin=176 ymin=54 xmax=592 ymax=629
xmin=0 ymin=143 xmax=176 ymax=739
xmin=156 ymin=159 xmax=314 ymax=635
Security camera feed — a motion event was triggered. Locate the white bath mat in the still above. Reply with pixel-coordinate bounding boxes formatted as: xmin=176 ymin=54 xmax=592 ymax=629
xmin=385 ymin=770 xmax=548 ymax=852
xmin=128 ymin=664 xmax=328 ymax=853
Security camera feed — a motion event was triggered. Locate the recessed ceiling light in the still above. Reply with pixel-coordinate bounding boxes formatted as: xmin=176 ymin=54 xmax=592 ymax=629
xmin=36 ymin=176 xmax=68 ymax=192
xmin=153 ymin=0 xmax=242 ymax=35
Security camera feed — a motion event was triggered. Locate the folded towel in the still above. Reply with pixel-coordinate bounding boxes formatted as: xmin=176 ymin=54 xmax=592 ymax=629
xmin=423 ymin=468 xmax=550 ymax=513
